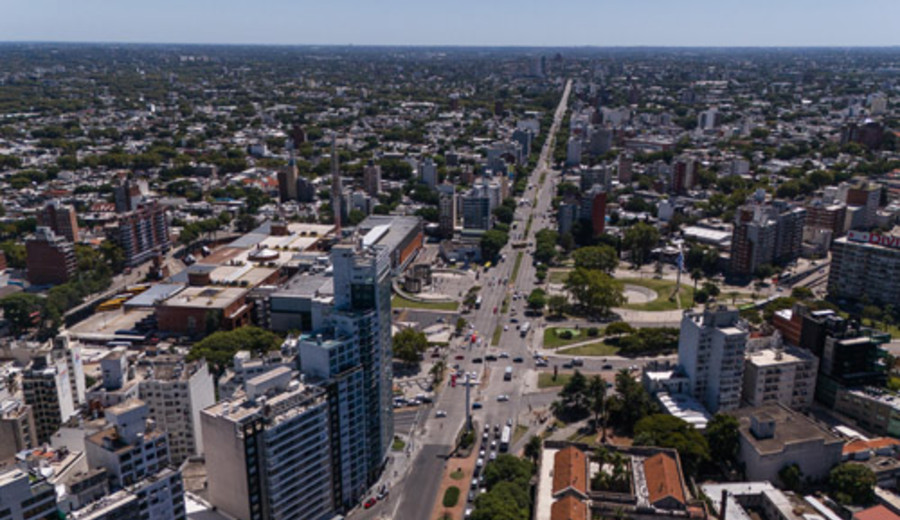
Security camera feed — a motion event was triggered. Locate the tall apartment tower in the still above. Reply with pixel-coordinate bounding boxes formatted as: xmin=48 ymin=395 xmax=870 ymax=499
xmin=38 ymin=200 xmax=79 ymax=243
xmin=114 ymin=201 xmax=170 ymax=267
xmin=202 ymin=369 xmax=334 ymax=520
xmin=277 ymin=154 xmax=299 ymax=202
xmin=329 ymin=243 xmax=393 ymax=487
xmin=26 ymin=227 xmax=77 ymax=286
xmin=136 ymin=355 xmax=215 ymax=465
xmin=114 ymin=180 xmax=142 ymax=213
xmin=331 ymin=135 xmax=343 ymax=233
xmin=0 ymin=401 xmax=38 ymax=464
xmin=22 ymin=354 xmax=76 ymax=443
xmin=363 ymin=160 xmax=382 ymax=197
xmin=678 ymin=306 xmax=749 ymax=413
xmin=730 ymin=202 xmax=806 ymax=278
xmin=437 ymin=184 xmax=456 ymax=238
xmin=420 ymin=157 xmax=438 ymax=188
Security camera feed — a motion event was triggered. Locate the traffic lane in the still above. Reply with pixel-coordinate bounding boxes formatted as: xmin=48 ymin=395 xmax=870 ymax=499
xmin=393 ymin=444 xmax=451 ymax=520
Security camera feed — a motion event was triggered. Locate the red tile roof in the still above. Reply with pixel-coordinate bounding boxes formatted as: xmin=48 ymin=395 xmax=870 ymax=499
xmin=855 ymin=505 xmax=900 ymax=520
xmin=644 ymin=452 xmax=686 ymax=507
xmin=843 ymin=438 xmax=900 ymax=454
xmin=551 ymin=495 xmax=588 ymax=520
xmin=553 ymin=446 xmax=588 ymax=498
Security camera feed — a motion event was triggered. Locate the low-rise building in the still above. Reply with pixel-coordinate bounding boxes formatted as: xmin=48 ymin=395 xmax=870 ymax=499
xmin=156 ymin=286 xmax=251 ymax=336
xmin=729 ymin=403 xmax=843 ymax=484
xmin=834 ymin=388 xmax=900 ymax=438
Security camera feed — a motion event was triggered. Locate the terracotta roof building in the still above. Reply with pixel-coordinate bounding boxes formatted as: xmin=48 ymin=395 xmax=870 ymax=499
xmin=551 ymin=495 xmax=589 ymax=520
xmin=644 ymin=452 xmax=687 ymax=510
xmin=855 ymin=505 xmax=900 ymax=520
xmin=553 ymin=445 xmax=588 ymax=499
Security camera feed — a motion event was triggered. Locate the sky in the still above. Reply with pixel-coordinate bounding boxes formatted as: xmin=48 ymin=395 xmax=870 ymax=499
xmin=2 ymin=0 xmax=899 ymax=47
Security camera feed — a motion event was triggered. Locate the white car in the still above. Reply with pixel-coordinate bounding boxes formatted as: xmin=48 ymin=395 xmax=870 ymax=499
xmin=497 ymin=394 xmax=510 ymax=402
xmin=499 ymin=352 xmax=510 ymax=358
xmin=435 ymin=410 xmax=447 ymax=418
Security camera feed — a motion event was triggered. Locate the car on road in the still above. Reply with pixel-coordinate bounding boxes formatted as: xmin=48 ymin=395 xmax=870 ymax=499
xmin=468 ymin=491 xmax=476 ymax=502
xmin=507 ymin=418 xmax=513 ymax=426
xmin=490 ymin=440 xmax=497 ymax=450
xmin=572 ymin=357 xmax=584 ymax=367
xmin=513 ymin=356 xmax=524 ymax=363
xmin=602 ymin=364 xmax=613 ymax=370
xmin=510 ymin=317 xmax=519 ymax=323
xmin=562 ymin=362 xmax=573 ymax=369
xmin=476 ymin=458 xmax=484 ymax=468
xmin=472 ymin=357 xmax=483 ymax=363
xmin=377 ymin=486 xmax=389 ymax=500
xmin=499 ymin=352 xmax=509 ymax=358
xmin=364 ymin=497 xmax=377 ymax=509
xmin=485 ymin=355 xmax=497 ymax=362
xmin=497 ymin=394 xmax=509 ymax=402
xmin=471 ymin=478 xmax=478 ymax=489
xmin=455 ymin=355 xmax=465 ymax=360
xmin=504 ymin=325 xmax=509 ymax=331
xmin=435 ymin=410 xmax=447 ymax=418
xmin=472 ymin=402 xmax=483 ymax=409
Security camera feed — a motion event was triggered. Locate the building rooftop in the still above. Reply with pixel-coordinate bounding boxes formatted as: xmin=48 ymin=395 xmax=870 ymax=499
xmin=643 ymin=452 xmax=686 ymax=507
xmin=855 ymin=505 xmax=900 ymax=520
xmin=160 ymin=286 xmax=247 ymax=309
xmin=657 ymin=392 xmax=711 ymax=430
xmin=552 ymin=445 xmax=588 ymax=498
xmin=68 ymin=490 xmax=138 ymax=520
xmin=745 ymin=347 xmax=814 ymax=367
xmin=730 ymin=403 xmax=843 ymax=456
xmin=550 ymin=495 xmax=588 ymax=520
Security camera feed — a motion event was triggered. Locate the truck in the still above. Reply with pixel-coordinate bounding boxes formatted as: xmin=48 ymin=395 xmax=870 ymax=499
xmin=504 ymin=366 xmax=513 ymax=381
xmin=520 ymin=322 xmax=531 ymax=337
xmin=500 ymin=425 xmax=511 ymax=452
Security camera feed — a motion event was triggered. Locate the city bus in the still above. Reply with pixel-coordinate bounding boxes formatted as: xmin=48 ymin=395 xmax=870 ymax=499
xmin=500 ymin=425 xmax=511 ymax=452
xmin=520 ymin=322 xmax=530 ymax=337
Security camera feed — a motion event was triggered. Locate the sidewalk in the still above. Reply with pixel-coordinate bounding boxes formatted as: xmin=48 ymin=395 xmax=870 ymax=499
xmin=430 ymin=441 xmax=479 ymax=520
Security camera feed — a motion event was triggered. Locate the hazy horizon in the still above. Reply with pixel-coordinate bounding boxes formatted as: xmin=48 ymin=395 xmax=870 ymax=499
xmin=3 ymin=0 xmax=899 ymax=48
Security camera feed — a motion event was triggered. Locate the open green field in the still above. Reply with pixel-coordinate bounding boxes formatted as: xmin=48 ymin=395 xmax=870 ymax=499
xmin=559 ymin=342 xmax=620 ymax=357
xmin=538 ymin=372 xmax=573 ymax=388
xmin=543 ymin=327 xmax=599 ymax=349
xmin=617 ymin=277 xmax=695 ymax=311
xmin=391 ymin=294 xmax=459 ymax=311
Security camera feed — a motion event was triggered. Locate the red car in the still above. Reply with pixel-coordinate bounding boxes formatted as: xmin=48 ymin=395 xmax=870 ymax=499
xmin=364 ymin=497 xmax=377 ymax=509
xmin=455 ymin=355 xmax=465 ymax=360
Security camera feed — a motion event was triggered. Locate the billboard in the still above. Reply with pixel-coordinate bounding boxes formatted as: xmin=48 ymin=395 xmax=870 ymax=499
xmin=848 ymin=230 xmax=900 ymax=249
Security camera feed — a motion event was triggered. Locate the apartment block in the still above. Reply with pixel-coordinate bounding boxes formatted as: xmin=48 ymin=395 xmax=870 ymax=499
xmin=678 ymin=306 xmax=749 ymax=413
xmin=201 ymin=368 xmax=334 ymax=520
xmin=0 ymin=401 xmax=37 ymax=464
xmin=742 ymin=347 xmax=818 ymax=410
xmin=22 ymin=355 xmax=77 ymax=444
xmin=0 ymin=468 xmax=58 ymax=520
xmin=38 ymin=200 xmax=79 ymax=242
xmin=829 ymin=231 xmax=900 ymax=306
xmin=26 ymin=227 xmax=76 ymax=285
xmin=730 ymin=202 xmax=806 ymax=278
xmin=113 ymin=201 xmax=170 ymax=267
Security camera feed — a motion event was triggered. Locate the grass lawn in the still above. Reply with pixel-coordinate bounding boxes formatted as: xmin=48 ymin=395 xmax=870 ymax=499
xmin=501 ymin=295 xmax=510 ymax=314
xmin=391 ymin=294 xmax=459 ymax=311
xmin=392 ymin=437 xmax=406 ymax=451
xmin=559 ymin=342 xmax=620 ymax=357
xmin=491 ymin=325 xmax=503 ymax=346
xmin=548 ymin=269 xmax=571 ymax=284
xmin=450 ymin=469 xmax=465 ymax=480
xmin=616 ymin=277 xmax=695 ymax=311
xmin=525 ymin=215 xmax=534 ymax=236
xmin=543 ymin=327 xmax=589 ymax=348
xmin=510 ymin=252 xmax=524 ymax=284
xmin=538 ymin=372 xmax=573 ymax=388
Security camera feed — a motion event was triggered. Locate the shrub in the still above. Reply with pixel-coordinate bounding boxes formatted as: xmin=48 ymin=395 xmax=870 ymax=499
xmin=442 ymin=486 xmax=460 ymax=508
xmin=558 ymin=329 xmax=574 ymax=340
xmin=587 ymin=327 xmax=599 ymax=337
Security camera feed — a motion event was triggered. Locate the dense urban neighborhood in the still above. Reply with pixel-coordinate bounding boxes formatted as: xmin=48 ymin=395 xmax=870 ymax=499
xmin=0 ymin=44 xmax=898 ymax=520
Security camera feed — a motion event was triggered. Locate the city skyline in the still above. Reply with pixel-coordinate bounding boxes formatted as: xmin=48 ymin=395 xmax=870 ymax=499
xmin=2 ymin=0 xmax=899 ymax=47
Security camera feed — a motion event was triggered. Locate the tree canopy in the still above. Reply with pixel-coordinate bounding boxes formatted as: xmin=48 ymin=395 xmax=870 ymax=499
xmin=563 ymin=268 xmax=624 ymax=317
xmin=634 ymin=414 xmax=710 ymax=477
xmin=187 ymin=326 xmax=282 ymax=375
xmin=622 ymin=222 xmax=660 ymax=266
xmin=573 ymin=245 xmax=619 ymax=273
xmin=829 ymin=463 xmax=876 ymax=505
xmin=393 ymin=327 xmax=429 ymax=365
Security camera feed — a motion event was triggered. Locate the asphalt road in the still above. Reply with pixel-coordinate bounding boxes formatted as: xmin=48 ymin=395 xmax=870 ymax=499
xmin=359 ymin=79 xmax=574 ymax=520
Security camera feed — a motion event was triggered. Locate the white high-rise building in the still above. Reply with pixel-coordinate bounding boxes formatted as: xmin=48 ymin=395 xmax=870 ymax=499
xmin=678 ymin=306 xmax=749 ymax=413
xmin=742 ymin=346 xmax=818 ymax=410
xmin=420 ymin=157 xmax=438 ymax=188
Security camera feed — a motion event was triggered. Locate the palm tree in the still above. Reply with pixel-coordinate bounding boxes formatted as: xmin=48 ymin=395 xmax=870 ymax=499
xmin=588 ymin=375 xmax=607 ymax=441
xmin=525 ymin=435 xmax=543 ymax=466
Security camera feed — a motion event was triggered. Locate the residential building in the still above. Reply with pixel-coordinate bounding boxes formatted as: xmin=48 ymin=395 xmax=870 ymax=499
xmin=0 ymin=401 xmax=37 ymax=464
xmin=114 ymin=201 xmax=170 ymax=267
xmin=420 ymin=157 xmax=438 ymax=188
xmin=22 ymin=355 xmax=76 ymax=443
xmin=83 ymin=400 xmax=185 ymax=520
xmin=461 ymin=192 xmax=492 ymax=231
xmin=0 ymin=468 xmax=58 ymax=520
xmin=730 ymin=202 xmax=806 ymax=278
xmin=729 ymin=403 xmax=843 ymax=483
xmin=38 ymin=200 xmax=79 ymax=242
xmin=742 ymin=346 xmax=818 ymax=410
xmin=845 ymin=182 xmax=882 ymax=229
xmin=829 ymin=231 xmax=900 ymax=306
xmin=816 ymin=320 xmax=887 ymax=406
xmin=805 ymin=200 xmax=847 ymax=237
xmin=702 ymin=482 xmax=808 ymax=520
xmin=678 ymin=306 xmax=749 ymax=413
xmin=277 ymin=158 xmax=298 ymax=202
xmin=834 ymin=388 xmax=900 ymax=438
xmin=114 ymin=180 xmax=143 ymax=213
xmin=363 ymin=160 xmax=382 ymax=196
xmin=437 ymin=184 xmax=456 ymax=238
xmin=136 ymin=355 xmax=215 ymax=465
xmin=26 ymin=227 xmax=76 ymax=285
xmin=68 ymin=490 xmax=141 ymax=520
xmin=201 ymin=368 xmax=334 ymax=520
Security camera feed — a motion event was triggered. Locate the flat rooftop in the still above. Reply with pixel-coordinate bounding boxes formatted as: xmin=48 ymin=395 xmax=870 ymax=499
xmin=746 ymin=347 xmax=813 ymax=367
xmin=730 ymin=403 xmax=842 ymax=455
xmin=160 ymin=286 xmax=247 ymax=309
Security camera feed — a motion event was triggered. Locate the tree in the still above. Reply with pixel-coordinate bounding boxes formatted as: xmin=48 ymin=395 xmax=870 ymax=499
xmin=588 ymin=375 xmax=607 ymax=439
xmin=791 ymin=286 xmax=814 ymax=300
xmin=622 ymin=222 xmax=660 ymax=266
xmin=558 ymin=370 xmax=588 ymax=414
xmin=0 ymin=241 xmax=26 ymax=269
xmin=480 ymin=229 xmax=508 ymax=262
xmin=534 ymin=229 xmax=559 ymax=265
xmin=779 ymin=463 xmax=803 ymax=492
xmin=604 ymin=322 xmax=635 ymax=336
xmin=482 ymin=455 xmax=533 ymax=490
xmin=393 ymin=328 xmax=429 ymax=365
xmin=705 ymin=414 xmax=740 ymax=464
xmin=607 ymin=369 xmax=656 ymax=434
xmin=563 ymin=268 xmax=625 ymax=317
xmin=634 ymin=414 xmax=710 ymax=477
xmin=187 ymin=326 xmax=282 ymax=377
xmin=573 ymin=245 xmax=619 ymax=273
xmin=0 ymin=293 xmax=43 ymax=335
xmin=527 ymin=289 xmax=547 ymax=312
xmin=829 ymin=463 xmax=876 ymax=505
xmin=547 ymin=295 xmax=568 ymax=317
xmin=472 ymin=480 xmax=530 ymax=520
xmin=430 ymin=360 xmax=446 ymax=386
xmin=347 ymin=209 xmax=367 ymax=226
xmin=524 ymin=436 xmax=542 ymax=466
xmin=455 ymin=317 xmax=468 ymax=335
